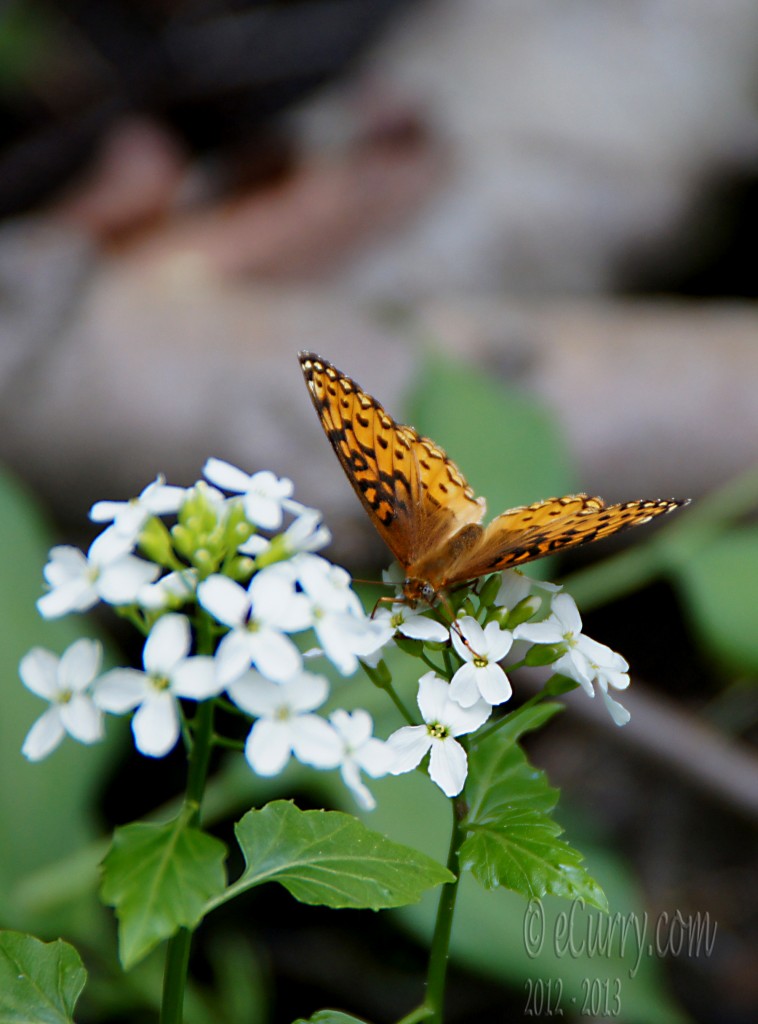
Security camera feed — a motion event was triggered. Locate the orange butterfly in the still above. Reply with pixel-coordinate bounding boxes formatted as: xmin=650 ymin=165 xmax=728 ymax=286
xmin=299 ymin=353 xmax=687 ymax=606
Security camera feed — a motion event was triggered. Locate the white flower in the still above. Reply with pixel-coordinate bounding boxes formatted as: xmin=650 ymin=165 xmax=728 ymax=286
xmin=137 ymin=568 xmax=198 ymax=610
xmin=554 ymin=638 xmax=632 ymax=726
xmin=329 ymin=709 xmax=395 ymax=810
xmin=203 ymin=458 xmax=296 ymax=530
xmin=387 ymin=672 xmax=491 ymax=797
xmin=20 ymin=640 xmax=104 ymax=760
xmin=373 ymin=603 xmax=449 ymax=643
xmin=495 ymin=569 xmax=561 ymax=611
xmin=515 ymin=592 xmax=632 ymax=724
xmin=197 ymin=571 xmax=308 ymax=684
xmin=450 ymin=617 xmax=513 ymax=707
xmin=240 ymin=509 xmax=331 ymax=559
xmin=94 ymin=614 xmax=219 ymax=757
xmin=37 ymin=532 xmax=160 ymax=619
xmin=284 ymin=556 xmax=392 ymax=675
xmin=228 ymin=670 xmax=341 ymax=775
xmin=89 ymin=475 xmax=187 ymax=545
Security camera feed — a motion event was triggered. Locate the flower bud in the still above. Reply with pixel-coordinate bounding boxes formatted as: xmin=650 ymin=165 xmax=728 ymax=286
xmin=524 ymin=642 xmax=565 ymax=667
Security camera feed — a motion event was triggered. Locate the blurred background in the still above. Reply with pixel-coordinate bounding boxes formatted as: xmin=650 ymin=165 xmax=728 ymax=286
xmin=1 ymin=2 xmax=757 ymax=1022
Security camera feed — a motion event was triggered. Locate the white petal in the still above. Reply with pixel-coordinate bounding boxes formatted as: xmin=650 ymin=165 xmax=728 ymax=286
xmin=132 ymin=693 xmax=179 ymax=757
xmin=198 ymin=575 xmax=250 ymax=628
xmin=386 ymin=726 xmax=431 ymax=775
xmin=249 ymin=628 xmax=302 ymax=683
xmin=94 ymin=669 xmax=146 ymax=713
xmin=245 ymin=719 xmax=292 ymax=775
xmin=552 ymin=592 xmax=583 ymax=634
xmin=446 ymin=695 xmax=491 ymax=737
xmin=291 ymin=716 xmax=342 ymax=768
xmin=281 ymin=672 xmax=329 ymax=713
xmin=399 ymin=615 xmax=449 ymax=642
xmin=171 ymin=656 xmax=220 ymax=699
xmin=143 ymin=614 xmax=190 ymax=675
xmin=215 ymin=629 xmax=255 ymax=685
xmin=340 ymin=761 xmax=377 ymax=810
xmin=203 ymin=458 xmax=252 ymax=493
xmin=22 ymin=708 xmax=65 ymax=761
xmin=37 ymin=578 xmax=97 ymax=618
xmin=449 ymin=663 xmax=482 ymax=708
xmin=495 ymin=570 xmax=531 ymax=609
xmin=19 ymin=648 xmax=60 ymax=699
xmin=243 ymin=493 xmax=283 ymax=530
xmin=43 ymin=546 xmax=87 ymax=586
xmin=429 ymin=737 xmax=468 ymax=797
xmin=355 ymin=738 xmax=396 ymax=778
xmin=227 ymin=671 xmax=281 ymax=716
xmin=89 ymin=499 xmax=125 ymax=523
xmin=89 ymin=527 xmax=135 ymax=564
xmin=451 ymin=617 xmax=485 ymax=662
xmin=482 ymin=621 xmax=514 ymax=661
xmin=97 ymin=556 xmax=159 ymax=604
xmin=475 ymin=663 xmax=513 ymax=706
xmin=513 ymin=619 xmax=564 ymax=644
xmin=250 ymin=569 xmax=311 ymax=631
xmin=330 ymin=708 xmax=373 ymax=746
xmin=59 ymin=639 xmax=101 ymax=692
xmin=143 ymin=481 xmax=186 ymax=515
xmin=416 ymin=672 xmax=451 ymax=722
xmin=600 ymin=688 xmax=631 ymax=726
xmin=60 ymin=695 xmax=104 ymax=744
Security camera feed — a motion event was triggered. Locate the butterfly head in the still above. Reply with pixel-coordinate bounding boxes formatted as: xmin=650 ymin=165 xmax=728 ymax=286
xmin=402 ymin=577 xmax=438 ymax=608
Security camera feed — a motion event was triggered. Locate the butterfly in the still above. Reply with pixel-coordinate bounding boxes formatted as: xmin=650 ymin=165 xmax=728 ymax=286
xmin=299 ymin=352 xmax=688 ymax=606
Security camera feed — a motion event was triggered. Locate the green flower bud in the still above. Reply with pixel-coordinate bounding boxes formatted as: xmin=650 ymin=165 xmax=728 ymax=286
xmin=478 ymin=574 xmax=502 ymax=608
xmin=361 ymin=658 xmax=392 ymax=688
xmin=524 ymin=643 xmax=566 ymax=667
xmin=545 ymin=673 xmax=580 ymax=695
xmin=394 ymin=635 xmax=424 ymax=658
xmin=138 ymin=517 xmax=175 ymax=567
xmin=505 ymin=595 xmax=542 ymax=629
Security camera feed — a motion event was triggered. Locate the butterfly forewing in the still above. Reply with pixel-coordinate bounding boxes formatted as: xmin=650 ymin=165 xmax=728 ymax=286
xmin=299 ymin=353 xmax=484 ymax=568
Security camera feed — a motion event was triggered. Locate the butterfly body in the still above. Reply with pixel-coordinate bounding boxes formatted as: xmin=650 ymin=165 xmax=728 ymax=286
xmin=299 ymin=352 xmax=687 ymax=606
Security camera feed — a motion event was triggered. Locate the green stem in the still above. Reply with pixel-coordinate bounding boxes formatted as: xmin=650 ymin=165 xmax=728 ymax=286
xmin=160 ymin=699 xmax=215 ymax=1024
xmin=424 ymin=799 xmax=465 ymax=1022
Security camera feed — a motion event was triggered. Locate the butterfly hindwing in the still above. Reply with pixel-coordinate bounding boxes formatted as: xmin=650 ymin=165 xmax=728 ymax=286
xmin=299 ymin=353 xmax=484 ymax=568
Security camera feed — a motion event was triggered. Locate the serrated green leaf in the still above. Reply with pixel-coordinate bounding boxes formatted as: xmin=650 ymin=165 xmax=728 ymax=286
xmin=674 ymin=526 xmax=758 ymax=673
xmin=461 ymin=729 xmax=607 ymax=910
xmin=0 ymin=930 xmax=86 ymax=1023
xmin=293 ymin=1013 xmax=371 ymax=1024
xmin=465 ymin=703 xmax=562 ymax=822
xmin=218 ymin=800 xmax=452 ymax=911
xmin=101 ymin=812 xmax=227 ymax=969
xmin=460 ymin=806 xmax=607 ymax=910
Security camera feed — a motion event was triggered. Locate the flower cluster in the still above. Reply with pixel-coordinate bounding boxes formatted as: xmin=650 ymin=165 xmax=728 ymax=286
xmin=21 ymin=460 xmax=633 ymax=808
xmin=373 ymin=566 xmax=631 ymax=797
xmin=24 ymin=462 xmax=393 ymax=808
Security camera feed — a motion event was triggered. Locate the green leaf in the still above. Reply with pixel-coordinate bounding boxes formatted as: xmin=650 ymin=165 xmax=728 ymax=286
xmin=0 ymin=930 xmax=86 ymax=1023
xmin=293 ymin=1013 xmax=371 ymax=1024
xmin=461 ymin=719 xmax=607 ymax=910
xmin=101 ymin=811 xmax=227 ymax=969
xmin=674 ymin=525 xmax=758 ymax=673
xmin=221 ymin=800 xmax=452 ymax=911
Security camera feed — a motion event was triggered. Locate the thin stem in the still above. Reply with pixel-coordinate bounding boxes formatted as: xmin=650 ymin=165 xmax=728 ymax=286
xmin=424 ymin=799 xmax=465 ymax=1022
xmin=160 ymin=699 xmax=215 ymax=1024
